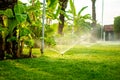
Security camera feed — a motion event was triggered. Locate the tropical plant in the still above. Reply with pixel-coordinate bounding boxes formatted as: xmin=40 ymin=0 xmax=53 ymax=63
xmin=46 ymin=0 xmax=59 ymax=24
xmin=114 ymin=16 xmax=120 ymax=33
xmin=0 ymin=1 xmax=35 ymax=59
xmin=69 ymin=0 xmax=92 ymax=35
xmin=0 ymin=0 xmax=18 ymax=59
xmin=0 ymin=0 xmax=58 ymax=59
xmin=27 ymin=0 xmax=56 ymax=49
xmin=114 ymin=16 xmax=120 ymax=39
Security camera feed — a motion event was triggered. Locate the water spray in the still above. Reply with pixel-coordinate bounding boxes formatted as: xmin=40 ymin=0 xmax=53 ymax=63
xmin=50 ymin=34 xmax=79 ymax=55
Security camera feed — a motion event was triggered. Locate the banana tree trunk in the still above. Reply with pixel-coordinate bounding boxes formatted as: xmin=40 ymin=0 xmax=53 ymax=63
xmin=11 ymin=4 xmax=21 ymax=58
xmin=0 ymin=15 xmax=5 ymax=60
xmin=20 ymin=40 xmax=24 ymax=55
xmin=0 ymin=36 xmax=5 ymax=60
xmin=12 ymin=27 xmax=20 ymax=58
xmin=58 ymin=0 xmax=68 ymax=35
xmin=29 ymin=47 xmax=33 ymax=58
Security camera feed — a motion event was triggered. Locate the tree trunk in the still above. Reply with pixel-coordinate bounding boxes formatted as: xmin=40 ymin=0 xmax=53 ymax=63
xmin=0 ymin=15 xmax=5 ymax=60
xmin=58 ymin=13 xmax=65 ymax=35
xmin=11 ymin=4 xmax=20 ymax=58
xmin=6 ymin=41 xmax=13 ymax=55
xmin=29 ymin=47 xmax=33 ymax=58
xmin=5 ymin=34 xmax=13 ymax=56
xmin=58 ymin=0 xmax=68 ymax=35
xmin=0 ymin=36 xmax=5 ymax=60
xmin=12 ymin=27 xmax=20 ymax=58
xmin=20 ymin=40 xmax=24 ymax=55
xmin=91 ymin=0 xmax=96 ymax=27
xmin=90 ymin=0 xmax=97 ymax=41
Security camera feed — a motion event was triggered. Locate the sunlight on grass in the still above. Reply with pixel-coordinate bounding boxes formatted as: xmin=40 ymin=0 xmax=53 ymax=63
xmin=13 ymin=61 xmax=53 ymax=76
xmin=45 ymin=45 xmax=120 ymax=62
xmin=0 ymin=44 xmax=120 ymax=80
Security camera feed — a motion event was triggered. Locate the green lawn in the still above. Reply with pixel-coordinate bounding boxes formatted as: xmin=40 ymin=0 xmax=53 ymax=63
xmin=0 ymin=44 xmax=120 ymax=80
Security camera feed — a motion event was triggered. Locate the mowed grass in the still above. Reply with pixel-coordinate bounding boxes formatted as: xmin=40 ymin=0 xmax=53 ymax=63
xmin=0 ymin=44 xmax=120 ymax=80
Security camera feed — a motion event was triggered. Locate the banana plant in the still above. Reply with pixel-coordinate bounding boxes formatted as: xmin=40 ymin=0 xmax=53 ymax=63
xmin=46 ymin=0 xmax=59 ymax=22
xmin=0 ymin=2 xmax=32 ymax=58
xmin=0 ymin=8 xmax=17 ymax=59
xmin=14 ymin=2 xmax=39 ymax=57
xmin=0 ymin=20 xmax=8 ymax=59
xmin=40 ymin=0 xmax=63 ymax=22
xmin=69 ymin=0 xmax=92 ymax=35
xmin=27 ymin=0 xmax=57 ymax=46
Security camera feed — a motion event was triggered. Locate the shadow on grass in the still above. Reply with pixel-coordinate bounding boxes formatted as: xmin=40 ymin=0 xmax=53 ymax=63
xmin=0 ymin=45 xmax=120 ymax=80
xmin=0 ymin=55 xmax=120 ymax=80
